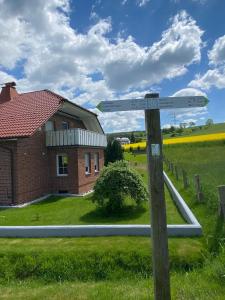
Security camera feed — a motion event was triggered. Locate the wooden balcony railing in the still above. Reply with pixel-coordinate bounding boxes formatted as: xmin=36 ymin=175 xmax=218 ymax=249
xmin=46 ymin=128 xmax=107 ymax=147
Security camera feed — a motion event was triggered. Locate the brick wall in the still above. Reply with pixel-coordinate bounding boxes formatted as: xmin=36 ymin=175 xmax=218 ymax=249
xmin=48 ymin=147 xmax=79 ymax=194
xmin=0 ymin=112 xmax=105 ymax=205
xmin=48 ymin=147 xmax=104 ymax=195
xmin=50 ymin=114 xmax=86 ymax=131
xmin=77 ymin=148 xmax=104 ymax=194
xmin=0 ymin=147 xmax=12 ymax=204
xmin=0 ymin=141 xmax=17 ymax=205
xmin=16 ymin=129 xmax=50 ymax=204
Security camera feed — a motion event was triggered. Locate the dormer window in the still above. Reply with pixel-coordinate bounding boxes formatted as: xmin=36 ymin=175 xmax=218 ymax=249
xmin=62 ymin=121 xmax=69 ymax=130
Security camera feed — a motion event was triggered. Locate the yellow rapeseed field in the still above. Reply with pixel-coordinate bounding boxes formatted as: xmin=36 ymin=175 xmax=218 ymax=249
xmin=123 ymin=132 xmax=225 ymax=150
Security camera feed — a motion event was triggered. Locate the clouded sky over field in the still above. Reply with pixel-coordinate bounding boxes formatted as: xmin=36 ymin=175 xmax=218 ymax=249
xmin=0 ymin=0 xmax=225 ymax=132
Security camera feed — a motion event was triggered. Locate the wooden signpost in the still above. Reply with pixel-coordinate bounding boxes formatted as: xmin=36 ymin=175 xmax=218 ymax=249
xmin=97 ymin=93 xmax=208 ymax=300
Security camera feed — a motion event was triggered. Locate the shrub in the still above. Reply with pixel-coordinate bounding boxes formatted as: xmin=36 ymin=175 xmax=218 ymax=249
xmin=93 ymin=160 xmax=148 ymax=213
xmin=105 ymin=140 xmax=124 ymax=166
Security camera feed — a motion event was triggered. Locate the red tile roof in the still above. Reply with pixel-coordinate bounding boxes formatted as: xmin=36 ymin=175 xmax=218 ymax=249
xmin=0 ymin=90 xmax=64 ymax=139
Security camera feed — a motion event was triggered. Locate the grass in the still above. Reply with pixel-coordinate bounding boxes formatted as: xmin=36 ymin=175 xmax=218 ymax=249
xmin=0 ymin=160 xmax=184 ymax=225
xmin=0 ymin=248 xmax=224 ymax=299
xmin=1 ymin=141 xmax=225 ymax=299
xmin=0 ymin=192 xmax=184 ymax=226
xmin=125 ymin=141 xmax=225 ymax=240
xmin=162 ymin=122 xmax=225 ymax=139
xmin=163 ymin=140 xmax=225 ymax=211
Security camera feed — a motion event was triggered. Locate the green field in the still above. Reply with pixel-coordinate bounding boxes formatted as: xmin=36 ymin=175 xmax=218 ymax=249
xmin=163 ymin=122 xmax=225 ymax=139
xmin=0 ymin=140 xmax=224 ymax=299
xmin=108 ymin=122 xmax=225 ymax=141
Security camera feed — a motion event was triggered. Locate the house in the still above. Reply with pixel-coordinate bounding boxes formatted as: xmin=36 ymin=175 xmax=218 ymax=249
xmin=115 ymin=137 xmax=130 ymax=145
xmin=0 ymin=82 xmax=107 ymax=206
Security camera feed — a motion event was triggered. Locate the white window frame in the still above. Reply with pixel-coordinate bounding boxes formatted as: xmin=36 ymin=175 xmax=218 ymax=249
xmin=85 ymin=153 xmax=91 ymax=175
xmin=94 ymin=153 xmax=99 ymax=173
xmin=56 ymin=154 xmax=68 ymax=176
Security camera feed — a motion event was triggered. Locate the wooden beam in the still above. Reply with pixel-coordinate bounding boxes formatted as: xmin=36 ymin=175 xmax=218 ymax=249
xmin=145 ymin=93 xmax=171 ymax=300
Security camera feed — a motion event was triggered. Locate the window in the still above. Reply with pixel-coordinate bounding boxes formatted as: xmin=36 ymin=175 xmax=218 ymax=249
xmin=85 ymin=153 xmax=91 ymax=174
xmin=57 ymin=154 xmax=68 ymax=176
xmin=94 ymin=153 xmax=99 ymax=172
xmin=45 ymin=121 xmax=54 ymax=131
xmin=62 ymin=121 xmax=69 ymax=130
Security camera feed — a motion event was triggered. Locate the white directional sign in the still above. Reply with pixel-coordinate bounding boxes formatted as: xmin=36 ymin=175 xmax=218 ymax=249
xmin=97 ymin=96 xmax=208 ymax=112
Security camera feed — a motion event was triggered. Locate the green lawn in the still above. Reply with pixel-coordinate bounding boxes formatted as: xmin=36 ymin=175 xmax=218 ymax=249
xmin=0 ymin=162 xmax=184 ymax=225
xmin=0 ymin=192 xmax=184 ymax=226
xmin=0 ymin=142 xmax=224 ymax=299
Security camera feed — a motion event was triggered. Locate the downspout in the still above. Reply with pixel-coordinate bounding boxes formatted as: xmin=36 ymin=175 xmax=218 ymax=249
xmin=0 ymin=145 xmax=15 ymax=205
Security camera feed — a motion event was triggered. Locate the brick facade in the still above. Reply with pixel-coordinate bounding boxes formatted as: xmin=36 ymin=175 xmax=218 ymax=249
xmin=0 ymin=113 xmax=105 ymax=205
xmin=49 ymin=114 xmax=86 ymax=131
xmin=0 ymin=147 xmax=13 ymax=204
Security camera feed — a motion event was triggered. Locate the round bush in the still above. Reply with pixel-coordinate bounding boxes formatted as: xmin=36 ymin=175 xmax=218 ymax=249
xmin=93 ymin=160 xmax=148 ymax=213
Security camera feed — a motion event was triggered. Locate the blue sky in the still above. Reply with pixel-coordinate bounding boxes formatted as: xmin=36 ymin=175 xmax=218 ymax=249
xmin=0 ymin=0 xmax=225 ymax=132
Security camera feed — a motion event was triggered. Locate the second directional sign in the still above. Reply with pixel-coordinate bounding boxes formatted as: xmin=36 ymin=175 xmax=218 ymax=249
xmin=97 ymin=96 xmax=208 ymax=112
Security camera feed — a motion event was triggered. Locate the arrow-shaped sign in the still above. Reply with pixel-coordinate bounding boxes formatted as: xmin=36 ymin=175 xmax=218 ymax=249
xmin=97 ymin=96 xmax=209 ymax=113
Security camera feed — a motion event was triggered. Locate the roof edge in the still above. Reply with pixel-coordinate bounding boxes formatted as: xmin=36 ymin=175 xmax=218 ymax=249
xmin=44 ymin=89 xmax=98 ymax=117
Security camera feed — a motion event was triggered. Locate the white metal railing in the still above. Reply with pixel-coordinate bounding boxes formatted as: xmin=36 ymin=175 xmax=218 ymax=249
xmin=46 ymin=128 xmax=107 ymax=147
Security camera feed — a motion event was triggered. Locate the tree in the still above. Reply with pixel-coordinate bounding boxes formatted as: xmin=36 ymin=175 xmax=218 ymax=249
xmin=189 ymin=121 xmax=196 ymax=127
xmin=130 ymin=132 xmax=135 ymax=143
xmin=93 ymin=160 xmax=148 ymax=213
xmin=104 ymin=140 xmax=123 ymax=166
xmin=206 ymin=118 xmax=214 ymax=126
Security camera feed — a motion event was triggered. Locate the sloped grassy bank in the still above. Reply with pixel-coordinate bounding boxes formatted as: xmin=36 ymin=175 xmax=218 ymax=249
xmin=0 ymin=247 xmax=224 ymax=299
xmin=0 ymin=237 xmax=204 ymax=283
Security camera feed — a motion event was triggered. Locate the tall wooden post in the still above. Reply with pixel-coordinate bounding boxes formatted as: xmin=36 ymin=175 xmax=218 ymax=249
xmin=145 ymin=93 xmax=171 ymax=300
xmin=218 ymin=185 xmax=225 ymax=219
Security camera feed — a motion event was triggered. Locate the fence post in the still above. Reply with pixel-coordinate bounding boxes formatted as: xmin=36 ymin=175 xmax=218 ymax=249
xmin=218 ymin=185 xmax=225 ymax=219
xmin=170 ymin=162 xmax=174 ymax=175
xmin=182 ymin=169 xmax=188 ymax=189
xmin=175 ymin=166 xmax=179 ymax=181
xmin=194 ymin=174 xmax=204 ymax=202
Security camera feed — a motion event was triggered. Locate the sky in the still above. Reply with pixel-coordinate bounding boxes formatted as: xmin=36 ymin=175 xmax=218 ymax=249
xmin=0 ymin=0 xmax=225 ymax=133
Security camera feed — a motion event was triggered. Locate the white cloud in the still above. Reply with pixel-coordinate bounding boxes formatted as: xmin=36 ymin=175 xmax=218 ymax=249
xmin=95 ymin=110 xmax=144 ymax=133
xmin=172 ymin=87 xmax=207 ymax=97
xmin=208 ymin=35 xmax=225 ymax=65
xmin=189 ymin=67 xmax=225 ymax=90
xmin=170 ymin=87 xmax=208 ymax=122
xmin=0 ymin=3 xmax=203 ymax=96
xmin=0 ymin=1 xmax=204 ymax=132
xmin=172 ymin=0 xmax=207 ymax=4
xmin=189 ymin=34 xmax=225 ymax=90
xmin=121 ymin=0 xmax=150 ymax=6
xmin=136 ymin=0 xmax=150 ymax=7
xmin=103 ymin=10 xmax=203 ymax=90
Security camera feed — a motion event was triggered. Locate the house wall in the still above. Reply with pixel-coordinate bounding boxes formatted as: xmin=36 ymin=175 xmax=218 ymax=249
xmin=48 ymin=147 xmax=79 ymax=194
xmin=49 ymin=114 xmax=86 ymax=131
xmin=0 ymin=112 xmax=104 ymax=205
xmin=77 ymin=148 xmax=105 ymax=194
xmin=48 ymin=147 xmax=104 ymax=194
xmin=16 ymin=129 xmax=50 ymax=204
xmin=0 ymin=141 xmax=17 ymax=205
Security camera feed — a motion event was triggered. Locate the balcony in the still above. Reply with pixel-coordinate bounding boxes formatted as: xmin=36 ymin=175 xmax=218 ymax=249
xmin=46 ymin=128 xmax=107 ymax=147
